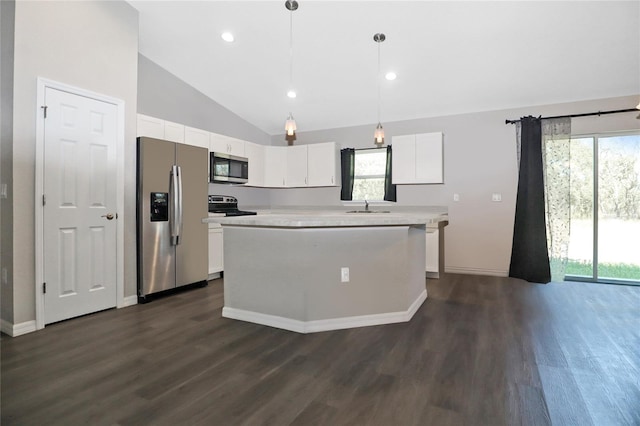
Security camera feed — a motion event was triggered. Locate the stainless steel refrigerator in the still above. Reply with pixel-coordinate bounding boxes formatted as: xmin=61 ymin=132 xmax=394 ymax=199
xmin=137 ymin=137 xmax=208 ymax=302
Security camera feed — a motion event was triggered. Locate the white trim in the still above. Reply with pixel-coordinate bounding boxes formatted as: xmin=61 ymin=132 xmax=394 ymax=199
xmin=122 ymin=295 xmax=138 ymax=308
xmin=1 ymin=320 xmax=37 ymax=337
xmin=35 ymin=78 xmax=126 ymax=329
xmin=222 ymin=289 xmax=427 ymax=334
xmin=445 ymin=266 xmax=508 ymax=277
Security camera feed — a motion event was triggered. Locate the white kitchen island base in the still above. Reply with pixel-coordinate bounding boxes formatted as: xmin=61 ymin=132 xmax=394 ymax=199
xmin=221 ymin=223 xmax=427 ymax=333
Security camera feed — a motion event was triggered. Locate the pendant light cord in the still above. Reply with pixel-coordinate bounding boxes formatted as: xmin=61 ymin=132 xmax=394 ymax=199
xmin=289 ymin=8 xmax=294 ymax=90
xmin=377 ymin=40 xmax=381 ymax=123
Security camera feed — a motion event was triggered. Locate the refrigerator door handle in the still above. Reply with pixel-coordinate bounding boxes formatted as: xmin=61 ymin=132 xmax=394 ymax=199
xmin=170 ymin=165 xmax=180 ymax=245
xmin=176 ymin=165 xmax=184 ymax=245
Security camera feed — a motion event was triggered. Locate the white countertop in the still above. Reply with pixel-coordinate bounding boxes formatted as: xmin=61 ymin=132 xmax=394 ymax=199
xmin=202 ymin=208 xmax=448 ymax=228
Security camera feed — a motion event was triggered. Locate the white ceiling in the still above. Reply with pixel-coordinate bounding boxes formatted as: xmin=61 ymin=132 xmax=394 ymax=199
xmin=129 ymin=1 xmax=640 ymax=135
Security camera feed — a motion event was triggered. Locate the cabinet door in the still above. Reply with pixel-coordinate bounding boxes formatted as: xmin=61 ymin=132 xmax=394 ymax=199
xmin=286 ymin=145 xmax=308 ymax=187
xmin=210 ymin=133 xmax=230 ymax=154
xmin=184 ymin=126 xmax=210 ymax=149
xmin=137 ymin=114 xmax=164 ymax=138
xmin=227 ymin=138 xmax=246 ymax=157
xmin=163 ymin=120 xmax=185 ymax=143
xmin=308 ymin=142 xmax=338 ymax=186
xmin=425 ymin=228 xmax=439 ymax=273
xmin=391 ymin=134 xmax=416 ymax=184
xmin=264 ymin=146 xmax=287 ymax=187
xmin=415 ymin=132 xmax=443 ymax=184
xmin=208 ymin=227 xmax=224 ymax=274
xmin=245 ymin=142 xmax=265 ymax=187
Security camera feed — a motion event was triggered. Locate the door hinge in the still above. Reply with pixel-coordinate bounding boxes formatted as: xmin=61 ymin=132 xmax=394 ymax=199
xmin=43 ymin=282 xmax=47 ymax=294
xmin=42 ymin=194 xmax=46 ymax=206
xmin=41 ymin=105 xmax=48 ymax=118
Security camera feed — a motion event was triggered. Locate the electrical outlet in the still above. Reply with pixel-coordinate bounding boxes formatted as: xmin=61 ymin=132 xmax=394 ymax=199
xmin=341 ymin=267 xmax=350 ymax=282
xmin=453 ymin=193 xmax=460 ymax=202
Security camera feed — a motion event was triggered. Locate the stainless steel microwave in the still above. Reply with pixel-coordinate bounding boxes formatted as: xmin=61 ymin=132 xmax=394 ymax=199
xmin=210 ymin=152 xmax=249 ymax=184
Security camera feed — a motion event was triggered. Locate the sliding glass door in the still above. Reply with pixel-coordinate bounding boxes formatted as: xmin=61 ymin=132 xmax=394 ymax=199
xmin=566 ymin=133 xmax=640 ymax=284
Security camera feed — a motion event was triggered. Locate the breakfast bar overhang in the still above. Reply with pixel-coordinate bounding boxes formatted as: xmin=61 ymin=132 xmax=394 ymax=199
xmin=204 ymin=212 xmax=447 ymax=333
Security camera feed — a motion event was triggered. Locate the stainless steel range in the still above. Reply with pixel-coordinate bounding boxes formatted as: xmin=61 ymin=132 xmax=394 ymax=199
xmin=208 ymin=195 xmax=257 ymax=216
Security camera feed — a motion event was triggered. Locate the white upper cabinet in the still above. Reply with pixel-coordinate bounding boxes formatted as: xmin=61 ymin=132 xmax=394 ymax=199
xmin=245 ymin=142 xmax=265 ymax=187
xmin=136 ymin=114 xmax=185 ymax=143
xmin=210 ymin=134 xmax=246 ymax=157
xmin=308 ymin=142 xmax=338 ymax=187
xmin=415 ymin=132 xmax=444 ymax=183
xmin=392 ymin=132 xmax=443 ymax=184
xmin=184 ymin=126 xmax=210 ymax=149
xmin=163 ymin=120 xmax=185 ymax=144
xmin=286 ymin=145 xmax=309 ymax=187
xmin=137 ymin=114 xmax=165 ymax=139
xmin=264 ymin=146 xmax=287 ymax=187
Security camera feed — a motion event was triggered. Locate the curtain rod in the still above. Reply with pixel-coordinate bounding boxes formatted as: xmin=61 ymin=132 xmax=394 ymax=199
xmin=504 ymin=108 xmax=637 ymax=125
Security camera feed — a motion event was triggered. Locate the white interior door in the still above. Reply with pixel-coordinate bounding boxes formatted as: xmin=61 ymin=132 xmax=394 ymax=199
xmin=43 ymin=87 xmax=118 ymax=324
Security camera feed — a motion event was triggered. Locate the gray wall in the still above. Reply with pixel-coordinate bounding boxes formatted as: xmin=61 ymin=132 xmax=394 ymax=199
xmin=269 ymin=95 xmax=640 ymax=276
xmin=137 ymin=54 xmax=272 ymax=207
xmin=9 ymin=0 xmax=138 ymax=324
xmin=0 ymin=0 xmax=15 ymax=322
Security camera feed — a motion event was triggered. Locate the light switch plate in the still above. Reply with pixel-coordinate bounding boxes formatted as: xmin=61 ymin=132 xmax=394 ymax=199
xmin=0 ymin=183 xmax=7 ymax=199
xmin=492 ymin=193 xmax=502 ymax=202
xmin=453 ymin=193 xmax=460 ymax=202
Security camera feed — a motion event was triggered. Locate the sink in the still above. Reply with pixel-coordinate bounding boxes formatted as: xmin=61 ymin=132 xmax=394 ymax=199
xmin=346 ymin=210 xmax=390 ymax=214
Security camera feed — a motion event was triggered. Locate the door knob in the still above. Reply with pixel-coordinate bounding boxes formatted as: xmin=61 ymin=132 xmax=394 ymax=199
xmin=101 ymin=213 xmax=114 ymax=220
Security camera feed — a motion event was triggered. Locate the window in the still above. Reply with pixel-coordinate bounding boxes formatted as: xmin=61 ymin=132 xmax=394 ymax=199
xmin=566 ymin=132 xmax=640 ymax=284
xmin=352 ymin=149 xmax=386 ymax=201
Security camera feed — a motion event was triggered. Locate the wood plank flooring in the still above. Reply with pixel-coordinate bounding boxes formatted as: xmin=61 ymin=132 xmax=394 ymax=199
xmin=2 ymin=274 xmax=639 ymax=425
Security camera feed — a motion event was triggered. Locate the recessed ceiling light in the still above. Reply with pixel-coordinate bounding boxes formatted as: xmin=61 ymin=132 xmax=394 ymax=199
xmin=385 ymin=72 xmax=397 ymax=81
xmin=221 ymin=32 xmax=234 ymax=43
xmin=287 ymin=90 xmax=297 ymax=99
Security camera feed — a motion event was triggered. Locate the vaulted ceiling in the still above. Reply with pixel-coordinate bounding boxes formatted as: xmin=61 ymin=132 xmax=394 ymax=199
xmin=129 ymin=1 xmax=640 ymax=135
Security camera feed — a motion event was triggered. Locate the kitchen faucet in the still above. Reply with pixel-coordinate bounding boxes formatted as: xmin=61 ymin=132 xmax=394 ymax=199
xmin=365 ymin=200 xmax=369 ymax=212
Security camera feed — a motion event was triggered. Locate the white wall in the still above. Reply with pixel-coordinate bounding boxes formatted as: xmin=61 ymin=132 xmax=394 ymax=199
xmin=270 ymin=95 xmax=640 ymax=276
xmin=137 ymin=54 xmax=272 ymax=207
xmin=8 ymin=0 xmax=138 ymax=324
xmin=1 ymin=0 xmax=15 ymax=322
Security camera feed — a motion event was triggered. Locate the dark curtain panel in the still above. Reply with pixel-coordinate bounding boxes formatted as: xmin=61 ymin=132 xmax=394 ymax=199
xmin=509 ymin=116 xmax=551 ymax=283
xmin=383 ymin=145 xmax=397 ymax=202
xmin=340 ymin=148 xmax=355 ymax=201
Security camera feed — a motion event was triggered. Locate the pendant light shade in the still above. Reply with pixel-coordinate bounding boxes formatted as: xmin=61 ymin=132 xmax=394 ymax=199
xmin=374 ymin=33 xmax=386 ymax=147
xmin=374 ymin=123 xmax=384 ymax=145
xmin=284 ymin=0 xmax=298 ymax=139
xmin=285 ymin=113 xmax=297 ymax=136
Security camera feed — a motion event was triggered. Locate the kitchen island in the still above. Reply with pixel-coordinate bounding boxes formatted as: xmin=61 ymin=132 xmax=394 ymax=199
xmin=203 ymin=209 xmax=447 ymax=333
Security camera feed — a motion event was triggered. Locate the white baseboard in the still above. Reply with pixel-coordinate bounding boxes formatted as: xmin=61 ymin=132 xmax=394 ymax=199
xmin=122 ymin=295 xmax=138 ymax=307
xmin=222 ymin=289 xmax=428 ymax=334
xmin=1 ymin=319 xmax=37 ymax=337
xmin=445 ymin=266 xmax=508 ymax=277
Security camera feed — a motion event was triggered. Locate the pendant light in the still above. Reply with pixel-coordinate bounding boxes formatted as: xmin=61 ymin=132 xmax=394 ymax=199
xmin=284 ymin=0 xmax=298 ymax=140
xmin=373 ymin=33 xmax=386 ymax=147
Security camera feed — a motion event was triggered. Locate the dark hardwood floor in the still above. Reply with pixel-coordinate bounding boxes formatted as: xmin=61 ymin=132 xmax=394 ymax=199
xmin=2 ymin=274 xmax=639 ymax=425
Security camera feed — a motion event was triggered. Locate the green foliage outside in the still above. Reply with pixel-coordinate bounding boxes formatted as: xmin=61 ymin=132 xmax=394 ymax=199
xmin=566 ymin=259 xmax=640 ymax=281
xmin=570 ymin=137 xmax=640 ymax=220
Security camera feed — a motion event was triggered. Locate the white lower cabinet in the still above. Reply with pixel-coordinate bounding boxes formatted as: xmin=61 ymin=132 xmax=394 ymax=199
xmin=426 ymin=228 xmax=439 ymax=276
xmin=208 ymin=224 xmax=224 ymax=276
xmin=426 ymin=223 xmax=445 ymax=278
